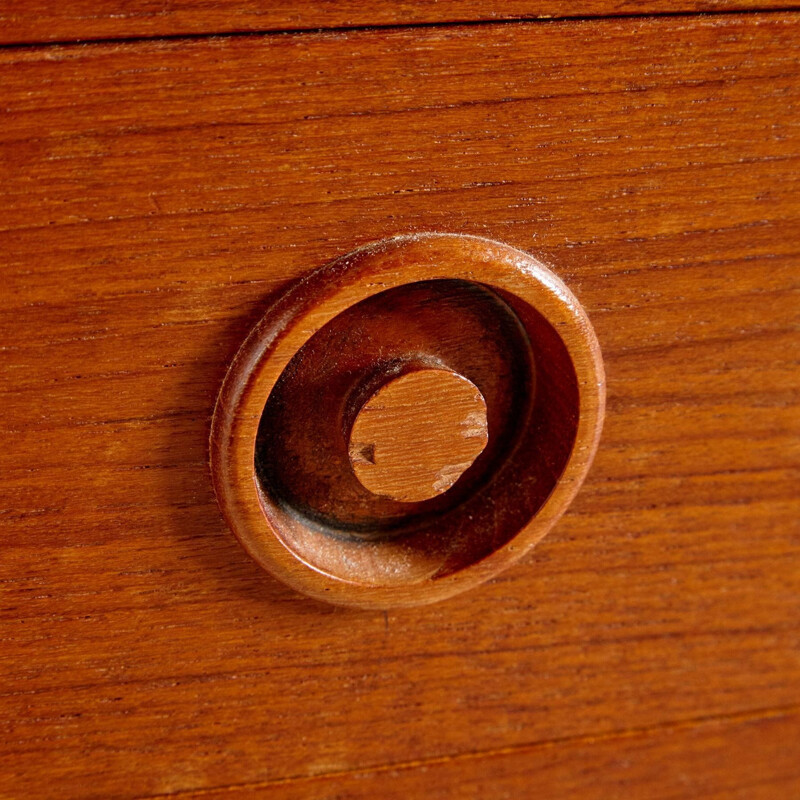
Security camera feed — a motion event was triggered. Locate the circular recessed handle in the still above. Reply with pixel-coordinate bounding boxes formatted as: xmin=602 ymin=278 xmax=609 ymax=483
xmin=210 ymin=233 xmax=605 ymax=608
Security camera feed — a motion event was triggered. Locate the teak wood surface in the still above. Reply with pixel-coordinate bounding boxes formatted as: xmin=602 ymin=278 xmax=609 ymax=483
xmin=1 ymin=0 xmax=799 ymax=45
xmin=1 ymin=8 xmax=799 ymax=799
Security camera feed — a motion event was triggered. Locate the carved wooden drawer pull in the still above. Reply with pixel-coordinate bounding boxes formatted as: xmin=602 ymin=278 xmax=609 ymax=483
xmin=210 ymin=234 xmax=605 ymax=608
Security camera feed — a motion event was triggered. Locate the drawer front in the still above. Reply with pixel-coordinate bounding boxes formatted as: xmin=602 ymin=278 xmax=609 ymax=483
xmin=1 ymin=14 xmax=799 ymax=799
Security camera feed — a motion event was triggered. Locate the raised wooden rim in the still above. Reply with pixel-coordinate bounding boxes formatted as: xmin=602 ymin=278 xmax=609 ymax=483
xmin=210 ymin=233 xmax=605 ymax=608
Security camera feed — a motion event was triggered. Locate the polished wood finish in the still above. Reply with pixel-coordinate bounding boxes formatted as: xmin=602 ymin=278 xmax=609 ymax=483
xmin=349 ymin=368 xmax=489 ymax=503
xmin=1 ymin=11 xmax=799 ymax=798
xmin=0 ymin=0 xmax=797 ymax=45
xmin=174 ymin=708 xmax=800 ymax=799
xmin=212 ymin=235 xmax=604 ymax=607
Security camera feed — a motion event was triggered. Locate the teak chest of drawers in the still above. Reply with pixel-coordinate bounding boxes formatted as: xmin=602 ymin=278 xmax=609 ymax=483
xmin=1 ymin=3 xmax=799 ymax=798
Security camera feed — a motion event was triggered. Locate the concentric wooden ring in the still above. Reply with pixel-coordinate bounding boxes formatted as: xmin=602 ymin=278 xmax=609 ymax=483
xmin=210 ymin=233 xmax=605 ymax=608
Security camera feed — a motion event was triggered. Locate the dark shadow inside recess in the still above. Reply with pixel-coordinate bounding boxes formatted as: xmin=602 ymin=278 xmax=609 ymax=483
xmin=254 ymin=278 xmax=579 ymax=582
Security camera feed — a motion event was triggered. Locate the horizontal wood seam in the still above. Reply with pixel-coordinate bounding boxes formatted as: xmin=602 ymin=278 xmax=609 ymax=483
xmin=1 ymin=6 xmax=799 ymax=51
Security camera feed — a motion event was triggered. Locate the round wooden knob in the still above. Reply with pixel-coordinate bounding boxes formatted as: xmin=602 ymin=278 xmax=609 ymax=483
xmin=348 ymin=368 xmax=489 ymax=503
xmin=211 ymin=233 xmax=605 ymax=609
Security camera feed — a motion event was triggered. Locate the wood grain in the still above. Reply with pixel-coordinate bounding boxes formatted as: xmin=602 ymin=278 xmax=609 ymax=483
xmin=1 ymin=0 xmax=799 ymax=46
xmin=155 ymin=708 xmax=800 ymax=798
xmin=349 ymin=368 xmax=489 ymax=503
xmin=0 ymin=11 xmax=799 ymax=799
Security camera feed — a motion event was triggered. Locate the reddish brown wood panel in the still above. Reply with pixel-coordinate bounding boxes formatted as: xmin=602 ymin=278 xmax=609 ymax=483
xmin=178 ymin=709 xmax=800 ymax=798
xmin=0 ymin=13 xmax=799 ymax=799
xmin=0 ymin=0 xmax=798 ymax=45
